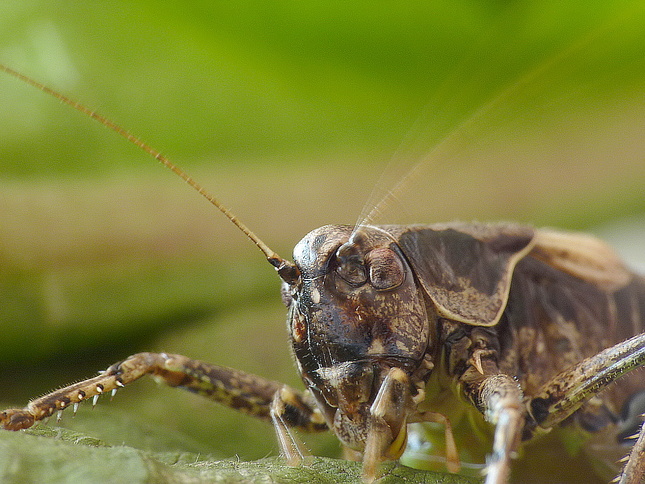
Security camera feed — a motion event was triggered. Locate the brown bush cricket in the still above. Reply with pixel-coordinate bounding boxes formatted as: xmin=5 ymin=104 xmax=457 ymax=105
xmin=1 ymin=7 xmax=645 ymax=483
xmin=1 ymin=63 xmax=645 ymax=484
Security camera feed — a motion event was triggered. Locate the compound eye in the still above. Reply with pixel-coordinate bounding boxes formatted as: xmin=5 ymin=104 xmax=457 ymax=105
xmin=335 ymin=241 xmax=367 ymax=286
xmin=366 ymin=247 xmax=405 ymax=290
xmin=336 ymin=257 xmax=367 ymax=286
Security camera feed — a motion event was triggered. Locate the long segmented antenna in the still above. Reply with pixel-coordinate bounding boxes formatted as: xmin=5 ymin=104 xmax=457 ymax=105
xmin=0 ymin=63 xmax=299 ymax=283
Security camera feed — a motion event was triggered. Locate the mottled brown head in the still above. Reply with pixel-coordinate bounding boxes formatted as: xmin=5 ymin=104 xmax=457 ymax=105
xmin=281 ymin=224 xmax=431 ymax=455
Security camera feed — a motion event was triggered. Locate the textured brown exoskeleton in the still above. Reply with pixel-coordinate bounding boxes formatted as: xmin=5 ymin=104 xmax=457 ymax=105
xmin=1 ymin=64 xmax=645 ymax=484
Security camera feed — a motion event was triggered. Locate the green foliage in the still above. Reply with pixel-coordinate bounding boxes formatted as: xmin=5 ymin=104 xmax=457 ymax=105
xmin=0 ymin=426 xmax=480 ymax=484
xmin=0 ymin=1 xmax=644 ymax=176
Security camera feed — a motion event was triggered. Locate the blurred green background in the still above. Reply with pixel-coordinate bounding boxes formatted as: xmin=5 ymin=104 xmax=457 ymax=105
xmin=1 ymin=1 xmax=644 ymax=481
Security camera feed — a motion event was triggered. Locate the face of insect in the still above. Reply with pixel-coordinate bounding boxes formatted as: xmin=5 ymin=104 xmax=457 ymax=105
xmin=281 ymin=224 xmax=434 ymax=459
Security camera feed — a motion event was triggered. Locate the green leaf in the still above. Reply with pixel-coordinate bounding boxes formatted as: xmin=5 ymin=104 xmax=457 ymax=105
xmin=0 ymin=426 xmax=480 ymax=484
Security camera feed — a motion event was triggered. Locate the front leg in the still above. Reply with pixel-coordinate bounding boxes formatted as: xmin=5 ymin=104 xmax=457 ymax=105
xmin=459 ymin=363 xmax=524 ymax=484
xmin=454 ymin=330 xmax=525 ymax=484
xmin=1 ymin=352 xmax=327 ymax=437
xmin=475 ymin=374 xmax=525 ymax=484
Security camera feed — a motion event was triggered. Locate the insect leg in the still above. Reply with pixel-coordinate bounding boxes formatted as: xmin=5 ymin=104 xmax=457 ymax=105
xmin=1 ymin=352 xmax=327 ymax=435
xmin=527 ymin=333 xmax=645 ymax=431
xmin=617 ymin=417 xmax=645 ymax=484
xmin=270 ymin=386 xmax=329 ymax=465
xmin=473 ymin=374 xmax=525 ymax=484
xmin=451 ymin=327 xmax=525 ymax=483
xmin=521 ymin=333 xmax=645 ymax=484
xmin=412 ymin=411 xmax=460 ymax=473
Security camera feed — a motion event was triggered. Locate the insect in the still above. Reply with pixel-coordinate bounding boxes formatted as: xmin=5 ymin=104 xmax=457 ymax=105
xmin=2 ymin=5 xmax=645 ymax=484
xmin=2 ymin=64 xmax=645 ymax=484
